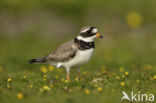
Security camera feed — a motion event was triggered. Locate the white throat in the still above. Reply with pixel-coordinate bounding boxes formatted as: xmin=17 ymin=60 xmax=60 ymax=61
xmin=77 ymin=36 xmax=95 ymax=42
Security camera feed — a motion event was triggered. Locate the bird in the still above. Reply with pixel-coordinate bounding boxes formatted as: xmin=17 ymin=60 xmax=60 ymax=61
xmin=29 ymin=26 xmax=103 ymax=81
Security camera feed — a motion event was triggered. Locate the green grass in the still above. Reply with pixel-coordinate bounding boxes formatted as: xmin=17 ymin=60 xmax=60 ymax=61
xmin=0 ymin=34 xmax=156 ymax=103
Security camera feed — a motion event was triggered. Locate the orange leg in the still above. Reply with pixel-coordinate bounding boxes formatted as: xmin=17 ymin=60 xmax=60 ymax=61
xmin=76 ymin=68 xmax=80 ymax=81
xmin=77 ymin=72 xmax=79 ymax=80
xmin=66 ymin=68 xmax=70 ymax=81
xmin=67 ymin=73 xmax=70 ymax=81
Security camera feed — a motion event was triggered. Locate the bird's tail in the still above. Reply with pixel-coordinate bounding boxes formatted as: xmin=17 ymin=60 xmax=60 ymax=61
xmin=29 ymin=56 xmax=48 ymax=64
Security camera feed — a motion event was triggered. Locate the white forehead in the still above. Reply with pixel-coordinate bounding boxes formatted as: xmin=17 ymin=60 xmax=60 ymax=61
xmin=92 ymin=28 xmax=97 ymax=33
xmin=81 ymin=28 xmax=98 ymax=33
xmin=81 ymin=28 xmax=90 ymax=33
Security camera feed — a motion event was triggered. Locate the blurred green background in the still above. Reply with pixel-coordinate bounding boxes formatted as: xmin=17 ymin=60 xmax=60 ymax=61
xmin=0 ymin=0 xmax=156 ymax=68
xmin=0 ymin=0 xmax=156 ymax=103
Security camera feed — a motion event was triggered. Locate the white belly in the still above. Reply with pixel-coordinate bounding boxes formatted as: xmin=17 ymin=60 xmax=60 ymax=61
xmin=63 ymin=48 xmax=94 ymax=68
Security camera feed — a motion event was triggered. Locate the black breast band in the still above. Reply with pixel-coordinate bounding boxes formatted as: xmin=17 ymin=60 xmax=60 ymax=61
xmin=74 ymin=37 xmax=95 ymax=50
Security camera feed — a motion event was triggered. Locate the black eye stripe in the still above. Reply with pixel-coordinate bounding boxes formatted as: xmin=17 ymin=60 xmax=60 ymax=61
xmin=79 ymin=26 xmax=97 ymax=38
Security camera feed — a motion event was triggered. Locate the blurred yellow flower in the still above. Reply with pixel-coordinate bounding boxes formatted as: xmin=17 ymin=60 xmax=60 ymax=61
xmin=125 ymin=72 xmax=129 ymax=76
xmin=153 ymin=75 xmax=156 ymax=80
xmin=119 ymin=67 xmax=124 ymax=72
xmin=126 ymin=12 xmax=143 ymax=28
xmin=23 ymin=75 xmax=27 ymax=79
xmin=144 ymin=64 xmax=152 ymax=70
xmin=56 ymin=68 xmax=63 ymax=72
xmin=7 ymin=78 xmax=12 ymax=82
xmin=112 ymin=72 xmax=116 ymax=76
xmin=77 ymin=86 xmax=82 ymax=90
xmin=93 ymin=83 xmax=98 ymax=88
xmin=97 ymin=87 xmax=103 ymax=92
xmin=75 ymin=78 xmax=78 ymax=82
xmin=136 ymin=79 xmax=140 ymax=83
xmin=65 ymin=80 xmax=69 ymax=83
xmin=49 ymin=65 xmax=54 ymax=71
xmin=43 ymin=85 xmax=51 ymax=91
xmin=80 ymin=78 xmax=84 ymax=82
xmin=54 ymin=75 xmax=59 ymax=79
xmin=82 ymin=71 xmax=87 ymax=75
xmin=120 ymin=82 xmax=125 ymax=86
xmin=43 ymin=75 xmax=47 ymax=78
xmin=40 ymin=66 xmax=48 ymax=73
xmin=29 ymin=84 xmax=33 ymax=88
xmin=121 ymin=75 xmax=125 ymax=78
xmin=17 ymin=93 xmax=23 ymax=99
xmin=7 ymin=85 xmax=11 ymax=88
xmin=84 ymin=89 xmax=90 ymax=95
xmin=116 ymin=76 xmax=120 ymax=79
xmin=43 ymin=78 xmax=47 ymax=82
xmin=61 ymin=78 xmax=65 ymax=82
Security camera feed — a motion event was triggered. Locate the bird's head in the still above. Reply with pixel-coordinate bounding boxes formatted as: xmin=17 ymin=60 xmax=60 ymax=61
xmin=77 ymin=26 xmax=103 ymax=42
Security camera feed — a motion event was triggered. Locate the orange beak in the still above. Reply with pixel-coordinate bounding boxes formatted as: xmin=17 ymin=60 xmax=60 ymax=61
xmin=96 ymin=33 xmax=103 ymax=38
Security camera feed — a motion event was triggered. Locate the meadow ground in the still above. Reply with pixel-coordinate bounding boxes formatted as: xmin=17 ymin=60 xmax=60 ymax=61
xmin=0 ymin=34 xmax=156 ymax=103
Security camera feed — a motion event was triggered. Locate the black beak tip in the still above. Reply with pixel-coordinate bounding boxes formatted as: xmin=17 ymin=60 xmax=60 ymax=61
xmin=100 ymin=35 xmax=103 ymax=38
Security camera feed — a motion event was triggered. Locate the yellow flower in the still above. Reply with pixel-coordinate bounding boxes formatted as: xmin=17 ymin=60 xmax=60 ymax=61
xmin=80 ymin=78 xmax=84 ymax=82
xmin=0 ymin=66 xmax=3 ymax=72
xmin=49 ymin=65 xmax=54 ymax=71
xmin=7 ymin=78 xmax=12 ymax=82
xmin=119 ymin=67 xmax=124 ymax=72
xmin=125 ymin=72 xmax=129 ymax=76
xmin=17 ymin=93 xmax=23 ymax=99
xmin=120 ymin=82 xmax=125 ymax=86
xmin=116 ymin=76 xmax=120 ymax=79
xmin=93 ymin=84 xmax=98 ymax=88
xmin=97 ymin=87 xmax=103 ymax=92
xmin=82 ymin=71 xmax=87 ymax=75
xmin=136 ymin=79 xmax=140 ymax=83
xmin=40 ymin=66 xmax=48 ymax=73
xmin=23 ymin=75 xmax=27 ymax=79
xmin=43 ymin=78 xmax=47 ymax=82
xmin=75 ymin=78 xmax=78 ymax=82
xmin=121 ymin=75 xmax=125 ymax=78
xmin=61 ymin=78 xmax=65 ymax=82
xmin=43 ymin=75 xmax=47 ymax=78
xmin=43 ymin=85 xmax=51 ymax=91
xmin=153 ymin=75 xmax=156 ymax=80
xmin=112 ymin=72 xmax=116 ymax=76
xmin=97 ymin=73 xmax=102 ymax=76
xmin=64 ymin=80 xmax=69 ymax=83
xmin=126 ymin=12 xmax=143 ymax=28
xmin=84 ymin=89 xmax=90 ymax=95
xmin=7 ymin=85 xmax=11 ymax=88
xmin=29 ymin=84 xmax=33 ymax=88
xmin=55 ymin=68 xmax=63 ymax=72
xmin=144 ymin=64 xmax=152 ymax=70
xmin=77 ymin=86 xmax=82 ymax=90
xmin=54 ymin=75 xmax=59 ymax=79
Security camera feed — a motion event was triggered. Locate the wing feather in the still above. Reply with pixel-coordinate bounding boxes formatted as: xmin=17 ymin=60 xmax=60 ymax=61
xmin=47 ymin=40 xmax=77 ymax=62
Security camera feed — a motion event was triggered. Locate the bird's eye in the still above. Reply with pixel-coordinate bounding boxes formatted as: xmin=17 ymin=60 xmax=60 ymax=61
xmin=87 ymin=30 xmax=91 ymax=33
